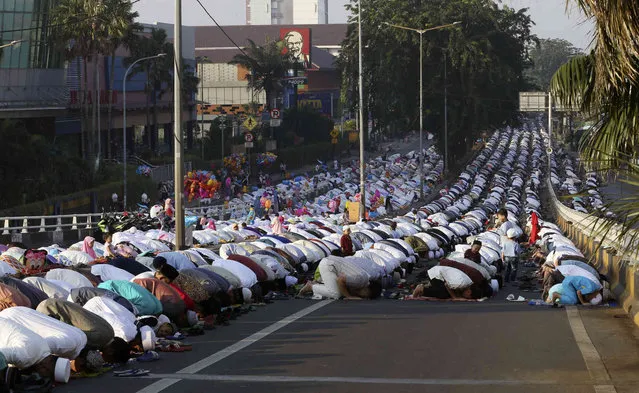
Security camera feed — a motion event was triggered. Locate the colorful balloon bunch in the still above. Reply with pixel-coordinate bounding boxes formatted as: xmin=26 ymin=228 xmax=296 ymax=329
xmin=223 ymin=153 xmax=247 ymax=175
xmin=136 ymin=165 xmax=152 ymax=177
xmin=184 ymin=170 xmax=221 ymax=202
xmin=256 ymin=152 xmax=278 ymax=167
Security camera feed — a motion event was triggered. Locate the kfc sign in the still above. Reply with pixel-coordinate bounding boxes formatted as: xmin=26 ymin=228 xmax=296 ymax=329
xmin=280 ymin=28 xmax=311 ymax=69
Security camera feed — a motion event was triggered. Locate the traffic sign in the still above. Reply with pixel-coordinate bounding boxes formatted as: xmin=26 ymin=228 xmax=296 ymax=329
xmin=270 ymin=108 xmax=281 ymax=119
xmin=331 ymin=137 xmax=338 ymax=144
xmin=244 ymin=132 xmax=254 ymax=142
xmin=270 ymin=119 xmax=282 ymax=127
xmin=243 ymin=116 xmax=257 ymax=130
xmin=244 ymin=142 xmax=254 ymax=148
xmin=330 ymin=128 xmax=339 ymax=138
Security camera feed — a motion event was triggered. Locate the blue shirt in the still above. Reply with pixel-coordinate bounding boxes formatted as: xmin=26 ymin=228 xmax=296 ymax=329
xmin=501 ymin=238 xmax=520 ymax=258
xmin=558 ymin=276 xmax=600 ymax=304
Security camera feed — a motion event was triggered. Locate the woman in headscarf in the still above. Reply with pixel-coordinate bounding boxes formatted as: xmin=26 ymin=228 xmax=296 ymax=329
xmin=271 ymin=213 xmax=283 ymax=235
xmin=164 ymin=199 xmax=174 ymax=218
xmin=81 ymin=236 xmax=97 ymax=260
xmin=246 ymin=207 xmax=256 ymax=225
xmin=206 ymin=218 xmax=217 ymax=230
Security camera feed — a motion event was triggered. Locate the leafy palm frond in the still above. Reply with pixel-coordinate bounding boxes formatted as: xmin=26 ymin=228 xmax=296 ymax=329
xmin=587 ymin=162 xmax=639 ymax=260
xmin=573 ymin=0 xmax=639 ymax=90
xmin=228 ymin=39 xmax=293 ymax=109
xmin=552 ymin=52 xmax=639 ymax=171
xmin=550 ymin=53 xmax=596 ymax=114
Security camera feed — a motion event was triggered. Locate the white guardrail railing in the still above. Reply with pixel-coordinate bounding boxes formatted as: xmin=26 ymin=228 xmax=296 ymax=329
xmin=0 ymin=202 xmax=250 ymax=235
xmin=547 ymin=178 xmax=639 ymax=261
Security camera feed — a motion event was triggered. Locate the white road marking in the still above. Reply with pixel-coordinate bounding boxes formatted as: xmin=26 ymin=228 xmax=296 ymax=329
xmin=136 ymin=300 xmax=333 ymax=393
xmin=140 ymin=373 xmax=593 ymax=386
xmin=565 ymin=306 xmax=617 ymax=392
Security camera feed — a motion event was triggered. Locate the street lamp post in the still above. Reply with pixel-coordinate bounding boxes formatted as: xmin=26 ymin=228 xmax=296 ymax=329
xmin=122 ymin=53 xmax=166 ymax=210
xmin=0 ymin=40 xmax=24 ymax=50
xmin=382 ymin=21 xmax=460 ymax=198
xmin=358 ymin=1 xmax=366 ymax=221
xmin=196 ymin=56 xmax=209 ymax=160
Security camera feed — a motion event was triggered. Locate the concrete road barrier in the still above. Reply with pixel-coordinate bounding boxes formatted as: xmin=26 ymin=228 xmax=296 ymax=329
xmin=549 ymin=179 xmax=639 ymax=327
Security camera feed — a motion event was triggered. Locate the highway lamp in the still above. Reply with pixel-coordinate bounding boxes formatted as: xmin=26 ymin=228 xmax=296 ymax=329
xmin=382 ymin=21 xmax=460 ymax=199
xmin=357 ymin=0 xmax=366 ymax=221
xmin=196 ymin=56 xmax=210 ymax=160
xmin=0 ymin=39 xmax=24 ymax=50
xmin=122 ymin=53 xmax=166 ymax=211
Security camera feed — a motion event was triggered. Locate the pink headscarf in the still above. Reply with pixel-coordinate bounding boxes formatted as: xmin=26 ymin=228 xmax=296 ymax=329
xmin=82 ymin=236 xmax=97 ymax=259
xmin=165 ymin=199 xmax=174 ymax=217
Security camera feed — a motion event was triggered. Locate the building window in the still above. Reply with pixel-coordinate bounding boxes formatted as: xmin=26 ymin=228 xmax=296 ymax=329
xmin=0 ymin=0 xmax=62 ymax=69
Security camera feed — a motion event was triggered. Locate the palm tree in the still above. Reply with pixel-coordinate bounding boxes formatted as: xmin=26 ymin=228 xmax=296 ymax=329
xmin=100 ymin=0 xmax=142 ymax=159
xmin=551 ymin=2 xmax=639 ymax=171
xmin=50 ymin=0 xmax=104 ymax=160
xmin=125 ymin=28 xmax=173 ymax=153
xmin=551 ymin=2 xmax=639 ymax=255
xmin=229 ymin=39 xmax=293 ymax=110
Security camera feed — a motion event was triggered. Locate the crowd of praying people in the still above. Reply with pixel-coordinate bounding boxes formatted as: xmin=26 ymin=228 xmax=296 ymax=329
xmin=0 ymin=124 xmax=610 ymax=391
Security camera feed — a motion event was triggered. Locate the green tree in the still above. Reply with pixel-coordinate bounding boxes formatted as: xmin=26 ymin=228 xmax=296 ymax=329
xmin=550 ymin=1 xmax=639 ymax=255
xmin=527 ymin=38 xmax=582 ymax=89
xmin=100 ymin=0 xmax=142 ymax=159
xmin=125 ymin=28 xmax=199 ymax=154
xmin=338 ymin=0 xmax=537 ymax=158
xmin=125 ymin=28 xmax=173 ymax=152
xmin=551 ymin=1 xmax=639 ymax=171
xmin=50 ymin=0 xmax=104 ymax=161
xmin=0 ymin=120 xmax=89 ymax=209
xmin=229 ymin=39 xmax=294 ymax=110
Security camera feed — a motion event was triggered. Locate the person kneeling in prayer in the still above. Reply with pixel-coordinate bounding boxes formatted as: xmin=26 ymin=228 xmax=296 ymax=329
xmin=547 ymin=274 xmax=602 ymax=305
xmin=410 ymin=266 xmax=482 ymax=301
xmin=297 ymin=256 xmax=382 ymax=300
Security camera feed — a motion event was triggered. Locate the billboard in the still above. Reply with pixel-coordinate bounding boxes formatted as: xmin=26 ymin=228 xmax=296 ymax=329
xmin=281 ymin=28 xmax=311 ymax=69
xmin=296 ymin=92 xmax=334 ymax=116
xmin=519 ymin=92 xmax=547 ymax=112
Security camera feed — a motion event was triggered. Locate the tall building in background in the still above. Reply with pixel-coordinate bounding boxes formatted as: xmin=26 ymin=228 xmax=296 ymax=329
xmin=246 ymin=0 xmax=329 ymax=25
xmin=0 ymin=0 xmax=67 ymax=121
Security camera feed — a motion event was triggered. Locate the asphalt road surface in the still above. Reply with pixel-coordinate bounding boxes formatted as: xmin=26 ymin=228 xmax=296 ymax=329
xmin=59 ymin=285 xmax=639 ymax=393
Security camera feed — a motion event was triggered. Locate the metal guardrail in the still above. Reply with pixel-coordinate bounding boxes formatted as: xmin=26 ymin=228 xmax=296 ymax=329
xmin=0 ymin=201 xmax=252 ymax=235
xmin=1 ymin=213 xmax=104 ymax=235
xmin=547 ymin=179 xmax=639 ymax=261
xmin=186 ymin=202 xmax=249 ymax=220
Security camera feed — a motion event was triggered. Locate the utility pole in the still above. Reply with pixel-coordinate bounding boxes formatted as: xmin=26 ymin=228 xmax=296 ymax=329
xmin=382 ymin=21 xmax=460 ymax=192
xmin=174 ymin=0 xmax=185 ymax=249
xmin=358 ymin=0 xmax=366 ymax=221
xmin=200 ymin=59 xmax=205 ymax=159
xmin=548 ymin=91 xmax=553 ymax=170
xmin=444 ymin=51 xmax=448 ymax=172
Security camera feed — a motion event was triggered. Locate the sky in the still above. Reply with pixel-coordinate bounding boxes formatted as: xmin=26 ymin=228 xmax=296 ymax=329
xmin=134 ymin=0 xmax=594 ymax=50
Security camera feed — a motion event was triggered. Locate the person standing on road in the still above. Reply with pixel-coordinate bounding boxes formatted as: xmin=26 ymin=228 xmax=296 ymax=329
xmin=270 ymin=213 xmax=283 ymax=235
xmin=340 ymin=227 xmax=354 ymax=257
xmin=501 ymin=228 xmax=521 ymax=283
xmin=385 ymin=196 xmax=393 ymax=213
xmin=246 ymin=207 xmax=256 ymax=225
